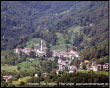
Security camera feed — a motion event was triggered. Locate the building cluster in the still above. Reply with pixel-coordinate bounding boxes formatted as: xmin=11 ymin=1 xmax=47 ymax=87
xmin=53 ymin=50 xmax=80 ymax=60
xmin=14 ymin=39 xmax=80 ymax=60
xmin=57 ymin=58 xmax=77 ymax=74
xmin=79 ymin=60 xmax=109 ymax=71
xmin=55 ymin=49 xmax=81 ymax=74
xmin=34 ymin=72 xmax=47 ymax=77
xmin=14 ymin=40 xmax=47 ymax=57
xmin=57 ymin=58 xmax=109 ymax=74
xmin=14 ymin=40 xmax=108 ymax=74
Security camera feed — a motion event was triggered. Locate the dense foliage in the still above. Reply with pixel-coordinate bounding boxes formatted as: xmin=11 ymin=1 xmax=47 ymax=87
xmin=26 ymin=71 xmax=108 ymax=87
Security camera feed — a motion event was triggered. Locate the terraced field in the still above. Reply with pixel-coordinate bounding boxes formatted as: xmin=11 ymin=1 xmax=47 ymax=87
xmin=1 ymin=64 xmax=18 ymax=72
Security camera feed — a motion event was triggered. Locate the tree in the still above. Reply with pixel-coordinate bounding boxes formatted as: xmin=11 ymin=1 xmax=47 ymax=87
xmin=38 ymin=71 xmax=41 ymax=77
xmin=82 ymin=63 xmax=86 ymax=70
xmin=17 ymin=66 xmax=21 ymax=71
xmin=19 ymin=81 xmax=25 ymax=87
xmin=8 ymin=83 xmax=15 ymax=87
xmin=70 ymin=58 xmax=80 ymax=68
xmin=46 ymin=44 xmax=52 ymax=57
xmin=31 ymin=45 xmax=34 ymax=49
xmin=46 ymin=48 xmax=53 ymax=57
xmin=51 ymin=33 xmax=58 ymax=45
xmin=1 ymin=81 xmax=8 ymax=87
xmin=65 ymin=40 xmax=70 ymax=44
xmin=28 ymin=51 xmax=36 ymax=58
xmin=66 ymin=44 xmax=70 ymax=52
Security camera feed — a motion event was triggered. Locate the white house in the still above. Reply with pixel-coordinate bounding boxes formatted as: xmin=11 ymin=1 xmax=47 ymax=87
xmin=91 ymin=66 xmax=97 ymax=71
xmin=3 ymin=75 xmax=13 ymax=82
xmin=58 ymin=58 xmax=62 ymax=64
xmin=35 ymin=74 xmax=38 ymax=77
xmin=14 ymin=48 xmax=21 ymax=53
xmin=56 ymin=70 xmax=59 ymax=75
xmin=68 ymin=65 xmax=77 ymax=73
xmin=103 ymin=63 xmax=109 ymax=70
xmin=59 ymin=65 xmax=65 ymax=71
xmin=92 ymin=61 xmax=97 ymax=66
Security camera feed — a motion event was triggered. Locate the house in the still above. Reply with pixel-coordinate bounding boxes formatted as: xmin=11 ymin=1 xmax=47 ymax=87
xmin=69 ymin=68 xmax=76 ymax=73
xmin=52 ymin=51 xmax=57 ymax=57
xmin=56 ymin=70 xmax=60 ymax=75
xmin=35 ymin=73 xmax=38 ymax=77
xmin=41 ymin=73 xmax=47 ymax=77
xmin=75 ymin=54 xmax=79 ymax=58
xmin=38 ymin=51 xmax=46 ymax=57
xmin=21 ymin=48 xmax=32 ymax=54
xmin=68 ymin=65 xmax=77 ymax=73
xmin=59 ymin=60 xmax=70 ymax=66
xmin=69 ymin=50 xmax=74 ymax=55
xmin=71 ymin=55 xmax=75 ymax=60
xmin=14 ymin=48 xmax=21 ymax=53
xmin=92 ymin=61 xmax=97 ymax=66
xmin=58 ymin=58 xmax=62 ymax=64
xmin=79 ymin=62 xmax=83 ymax=69
xmin=90 ymin=66 xmax=97 ymax=71
xmin=103 ymin=63 xmax=109 ymax=70
xmin=35 ymin=50 xmax=39 ymax=56
xmin=59 ymin=65 xmax=65 ymax=71
xmin=84 ymin=60 xmax=89 ymax=64
xmin=29 ymin=58 xmax=34 ymax=61
xmin=97 ymin=64 xmax=103 ymax=71
xmin=61 ymin=61 xmax=69 ymax=66
xmin=86 ymin=63 xmax=91 ymax=70
xmin=42 ymin=47 xmax=47 ymax=52
xmin=89 ymin=23 xmax=94 ymax=27
xmin=3 ymin=75 xmax=13 ymax=82
xmin=69 ymin=50 xmax=80 ymax=58
xmin=58 ymin=58 xmax=71 ymax=71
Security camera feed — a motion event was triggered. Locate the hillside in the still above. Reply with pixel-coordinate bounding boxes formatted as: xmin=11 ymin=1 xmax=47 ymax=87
xmin=25 ymin=38 xmax=46 ymax=49
xmin=1 ymin=1 xmax=108 ymax=50
xmin=1 ymin=1 xmax=109 ymax=87
xmin=1 ymin=1 xmax=109 ymax=62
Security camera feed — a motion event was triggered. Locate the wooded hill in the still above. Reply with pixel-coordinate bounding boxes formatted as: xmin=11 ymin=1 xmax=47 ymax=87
xmin=1 ymin=1 xmax=109 ymax=62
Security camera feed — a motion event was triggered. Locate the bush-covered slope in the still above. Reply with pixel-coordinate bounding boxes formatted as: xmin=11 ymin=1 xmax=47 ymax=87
xmin=1 ymin=1 xmax=109 ymax=62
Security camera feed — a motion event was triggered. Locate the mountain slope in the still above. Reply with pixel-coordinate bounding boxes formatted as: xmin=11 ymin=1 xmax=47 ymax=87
xmin=1 ymin=1 xmax=108 ymax=53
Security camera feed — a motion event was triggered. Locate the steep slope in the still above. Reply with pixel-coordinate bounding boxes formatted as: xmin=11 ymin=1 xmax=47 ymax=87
xmin=1 ymin=1 xmax=108 ymax=53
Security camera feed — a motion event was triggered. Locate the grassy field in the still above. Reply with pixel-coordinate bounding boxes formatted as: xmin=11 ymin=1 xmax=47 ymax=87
xmin=18 ymin=60 xmax=40 ymax=71
xmin=18 ymin=62 xmax=36 ymax=71
xmin=51 ymin=32 xmax=73 ymax=50
xmin=1 ymin=64 xmax=18 ymax=72
xmin=25 ymin=38 xmax=46 ymax=49
xmin=12 ymin=76 xmax=31 ymax=85
xmin=31 ymin=60 xmax=40 ymax=66
xmin=25 ymin=32 xmax=74 ymax=50
xmin=50 ymin=26 xmax=82 ymax=50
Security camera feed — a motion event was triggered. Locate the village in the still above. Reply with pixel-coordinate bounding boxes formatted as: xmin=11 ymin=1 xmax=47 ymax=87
xmin=3 ymin=40 xmax=109 ymax=82
xmin=14 ymin=40 xmax=109 ymax=73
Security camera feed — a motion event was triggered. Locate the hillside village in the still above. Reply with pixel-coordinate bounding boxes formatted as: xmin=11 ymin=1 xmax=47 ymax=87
xmin=1 ymin=1 xmax=109 ymax=87
xmin=14 ymin=39 xmax=109 ymax=75
xmin=3 ymin=39 xmax=109 ymax=83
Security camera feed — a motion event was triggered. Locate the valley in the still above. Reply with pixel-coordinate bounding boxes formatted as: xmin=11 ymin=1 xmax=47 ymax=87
xmin=1 ymin=1 xmax=109 ymax=87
